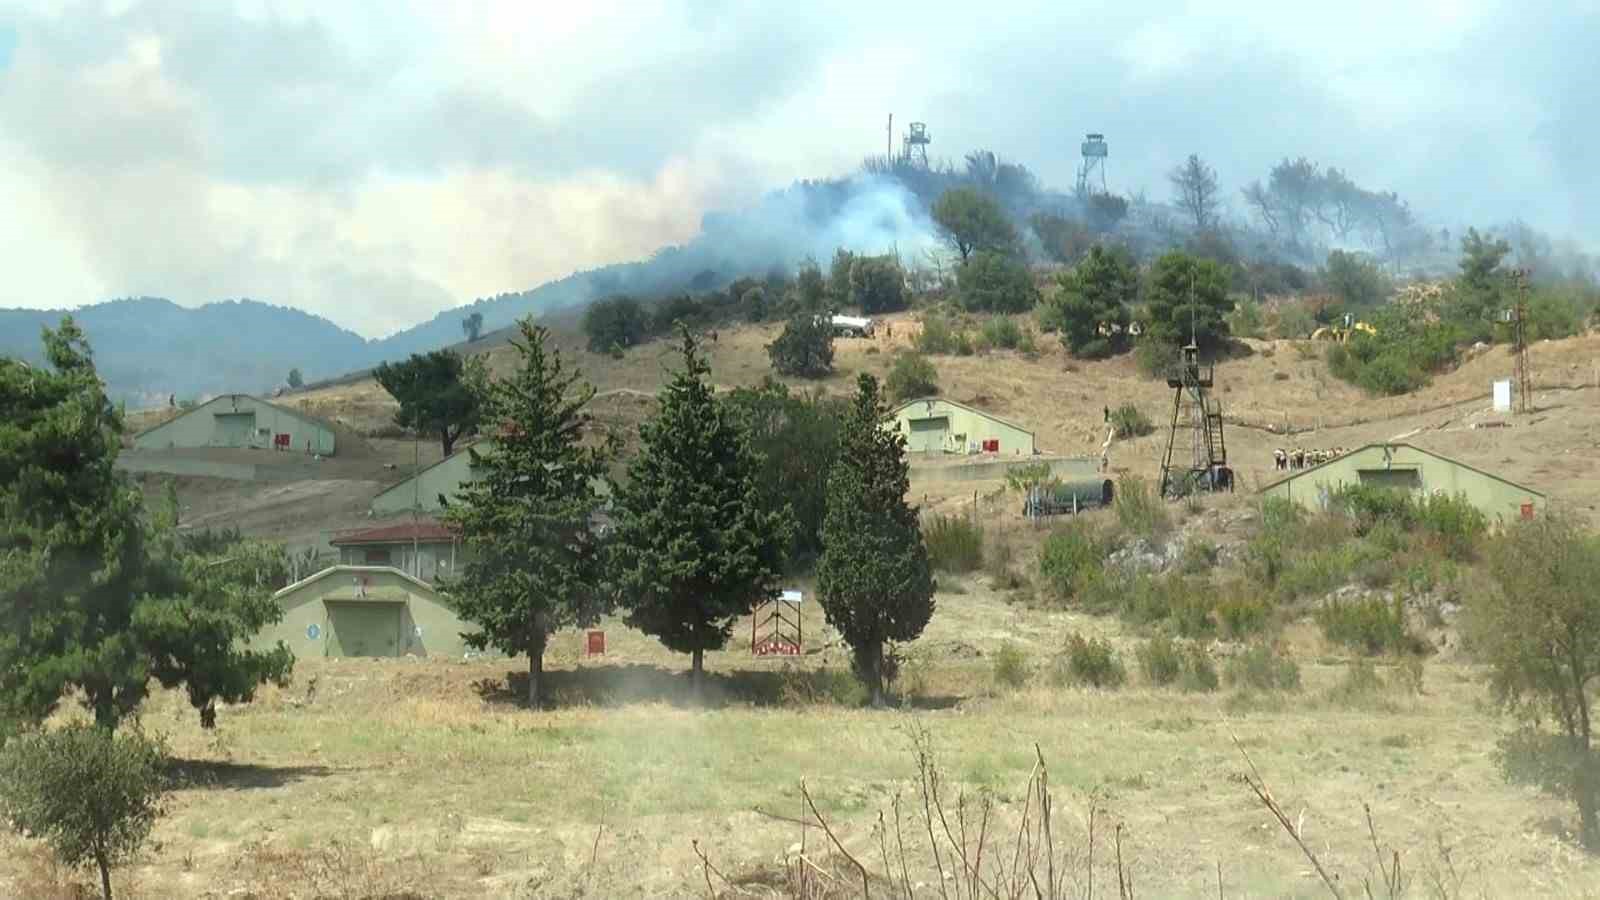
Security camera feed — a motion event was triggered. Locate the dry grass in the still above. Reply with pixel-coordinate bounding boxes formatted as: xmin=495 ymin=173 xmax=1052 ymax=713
xmin=5 ymin=571 xmax=1600 ymax=897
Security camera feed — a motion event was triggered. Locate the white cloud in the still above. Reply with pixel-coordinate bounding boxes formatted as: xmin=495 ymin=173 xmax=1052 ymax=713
xmin=0 ymin=0 xmax=1591 ymax=337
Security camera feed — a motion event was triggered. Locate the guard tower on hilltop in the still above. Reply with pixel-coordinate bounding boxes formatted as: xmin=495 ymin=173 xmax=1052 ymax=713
xmin=902 ymin=122 xmax=931 ymax=168
xmin=1076 ymin=132 xmax=1108 ymax=196
xmin=1158 ymin=342 xmax=1232 ymax=499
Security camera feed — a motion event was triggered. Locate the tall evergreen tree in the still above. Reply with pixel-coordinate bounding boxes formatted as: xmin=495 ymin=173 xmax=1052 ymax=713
xmin=610 ymin=327 xmax=788 ymax=691
xmin=441 ymin=320 xmax=613 ymax=707
xmin=0 ymin=318 xmax=292 ymax=730
xmin=817 ymin=374 xmax=936 ymax=706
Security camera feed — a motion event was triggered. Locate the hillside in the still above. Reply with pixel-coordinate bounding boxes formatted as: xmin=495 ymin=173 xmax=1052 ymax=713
xmin=0 ymin=297 xmax=371 ymax=405
xmin=285 ymin=313 xmax=1600 ymax=513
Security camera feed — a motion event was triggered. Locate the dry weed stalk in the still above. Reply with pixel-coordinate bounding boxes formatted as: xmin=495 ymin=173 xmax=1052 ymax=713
xmin=757 ymin=727 xmax=1133 ymax=900
xmin=1229 ymin=726 xmax=1346 ymax=899
xmin=1231 ymin=725 xmax=1479 ymax=900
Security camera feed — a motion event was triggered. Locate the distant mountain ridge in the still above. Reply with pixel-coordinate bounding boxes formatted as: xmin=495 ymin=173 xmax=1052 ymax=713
xmin=0 ymin=297 xmax=372 ymax=405
xmin=1 ymin=169 xmax=943 ymax=402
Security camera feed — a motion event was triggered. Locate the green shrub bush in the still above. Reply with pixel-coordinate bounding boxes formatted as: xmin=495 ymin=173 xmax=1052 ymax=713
xmin=1137 ymin=635 xmax=1183 ymax=686
xmin=1315 ymin=595 xmax=1416 ymax=655
xmin=1224 ymin=644 xmax=1302 ymax=692
xmin=0 ymin=723 xmax=170 ymax=899
xmin=1415 ymin=492 xmax=1488 ymax=560
xmin=1109 ymin=403 xmax=1156 ymax=439
xmin=887 ymin=352 xmax=940 ymax=402
xmin=1056 ymin=633 xmax=1127 ymax=689
xmin=981 ymin=317 xmax=1023 ymax=350
xmin=924 ymin=514 xmax=984 ymax=574
xmin=915 ymin=314 xmax=960 ymax=354
xmin=1114 ymin=475 xmax=1170 ymax=539
xmin=1038 ymin=522 xmax=1107 ymax=602
xmin=993 ymin=642 xmax=1030 ymax=690
xmin=1215 ymin=593 xmax=1272 ymax=639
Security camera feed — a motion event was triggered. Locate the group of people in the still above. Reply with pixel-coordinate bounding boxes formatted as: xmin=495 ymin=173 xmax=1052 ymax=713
xmin=1273 ymin=446 xmax=1347 ymax=471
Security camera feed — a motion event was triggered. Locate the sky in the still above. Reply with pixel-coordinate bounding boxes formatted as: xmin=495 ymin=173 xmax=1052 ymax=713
xmin=0 ymin=0 xmax=1594 ymax=339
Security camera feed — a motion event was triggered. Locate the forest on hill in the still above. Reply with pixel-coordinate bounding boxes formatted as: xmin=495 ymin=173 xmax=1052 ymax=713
xmin=6 ymin=147 xmax=1598 ymax=405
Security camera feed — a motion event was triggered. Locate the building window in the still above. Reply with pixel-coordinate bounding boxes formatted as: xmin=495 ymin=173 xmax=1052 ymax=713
xmin=365 ymin=548 xmax=392 ymax=565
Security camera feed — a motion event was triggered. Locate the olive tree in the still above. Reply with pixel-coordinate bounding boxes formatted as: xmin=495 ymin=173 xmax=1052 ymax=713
xmin=0 ymin=724 xmax=168 ymax=900
xmin=1471 ymin=511 xmax=1600 ymax=850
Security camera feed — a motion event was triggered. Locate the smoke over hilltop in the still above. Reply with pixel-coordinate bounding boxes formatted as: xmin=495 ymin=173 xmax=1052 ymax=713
xmin=699 ymin=174 xmax=942 ymax=272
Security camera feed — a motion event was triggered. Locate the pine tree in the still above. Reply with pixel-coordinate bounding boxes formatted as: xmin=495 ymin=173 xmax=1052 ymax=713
xmin=817 ymin=374 xmax=936 ymax=706
xmin=610 ymin=327 xmax=788 ymax=692
xmin=0 ymin=318 xmax=292 ymax=730
xmin=441 ymin=319 xmax=613 ymax=707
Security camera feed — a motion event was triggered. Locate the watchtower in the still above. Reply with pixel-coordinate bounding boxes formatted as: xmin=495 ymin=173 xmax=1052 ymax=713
xmin=1158 ymin=343 xmax=1231 ymax=499
xmin=1076 ymin=132 xmax=1108 ymax=196
xmin=902 ymin=122 xmax=931 ymax=168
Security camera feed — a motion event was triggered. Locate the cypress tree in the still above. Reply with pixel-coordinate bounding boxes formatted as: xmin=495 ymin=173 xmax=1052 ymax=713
xmin=441 ymin=319 xmax=613 ymax=707
xmin=610 ymin=327 xmax=788 ymax=692
xmin=817 ymin=373 xmax=936 ymax=706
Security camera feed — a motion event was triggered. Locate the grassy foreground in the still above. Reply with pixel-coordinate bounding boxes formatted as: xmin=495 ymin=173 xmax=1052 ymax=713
xmin=3 ymin=583 xmax=1598 ymax=899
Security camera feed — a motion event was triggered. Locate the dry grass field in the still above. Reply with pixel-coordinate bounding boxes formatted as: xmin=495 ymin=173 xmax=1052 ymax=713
xmin=5 ymin=548 xmax=1599 ymax=898
xmin=57 ymin=314 xmax=1600 ymax=897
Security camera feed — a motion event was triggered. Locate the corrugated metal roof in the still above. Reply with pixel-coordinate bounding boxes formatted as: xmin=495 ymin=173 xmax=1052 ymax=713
xmin=883 ymin=396 xmax=1036 ymax=438
xmin=1258 ymin=441 xmax=1546 ymax=498
xmin=331 ymin=520 xmax=458 ymax=546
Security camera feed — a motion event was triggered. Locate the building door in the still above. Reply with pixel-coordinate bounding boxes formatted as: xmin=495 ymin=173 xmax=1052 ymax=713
xmin=906 ymin=416 xmax=950 ymax=453
xmin=1357 ymin=468 xmax=1422 ymax=492
xmin=212 ymin=412 xmax=256 ymax=448
xmin=324 ymin=602 xmax=403 ymax=657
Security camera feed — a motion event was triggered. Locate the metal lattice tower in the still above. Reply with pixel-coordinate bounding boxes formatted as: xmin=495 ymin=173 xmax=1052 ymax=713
xmin=902 ymin=122 xmax=931 ymax=167
xmin=1510 ymin=268 xmax=1533 ymax=415
xmin=1158 ymin=343 xmax=1231 ymax=499
xmin=1076 ymin=132 xmax=1108 ymax=196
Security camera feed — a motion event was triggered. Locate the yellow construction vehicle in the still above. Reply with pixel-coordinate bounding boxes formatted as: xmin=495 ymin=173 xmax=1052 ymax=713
xmin=1310 ymin=314 xmax=1376 ymax=342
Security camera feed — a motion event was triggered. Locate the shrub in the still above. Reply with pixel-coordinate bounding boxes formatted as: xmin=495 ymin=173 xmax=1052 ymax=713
xmin=1016 ymin=326 xmax=1039 ymax=356
xmin=781 ymin=667 xmax=870 ymax=707
xmin=957 ymin=251 xmax=1039 ymax=313
xmin=1057 ymin=633 xmax=1126 ymax=688
xmin=1330 ymin=483 xmax=1416 ymax=535
xmin=582 ymin=294 xmax=650 ymax=353
xmin=1325 ymin=658 xmax=1388 ymax=707
xmin=924 ymin=514 xmax=984 ymax=574
xmin=1224 ymin=644 xmax=1301 ymax=692
xmin=993 ymin=642 xmax=1030 ymax=690
xmin=1315 ymin=595 xmax=1415 ymax=655
xmin=1215 ymin=593 xmax=1272 ymax=639
xmin=0 ymin=724 xmax=169 ymax=900
xmin=984 ymin=531 xmax=1024 ymax=591
xmin=850 ymin=255 xmax=908 ymax=314
xmin=1134 ymin=338 xmax=1177 ymax=379
xmin=981 ymin=316 xmax=1023 ymax=350
xmin=887 ymin=352 xmax=940 ymax=402
xmin=1180 ymin=643 xmax=1220 ymax=692
xmin=1114 ymin=475 xmax=1170 ymax=539
xmin=1038 ymin=522 xmax=1107 ymax=601
xmin=1179 ymin=539 xmax=1218 ymax=574
xmin=1137 ymin=635 xmax=1183 ymax=686
xmin=914 ymin=314 xmax=960 ymax=354
xmin=1109 ymin=403 xmax=1155 ymax=439
xmin=1415 ymin=492 xmax=1488 ymax=560
xmin=766 ymin=314 xmax=835 ymax=378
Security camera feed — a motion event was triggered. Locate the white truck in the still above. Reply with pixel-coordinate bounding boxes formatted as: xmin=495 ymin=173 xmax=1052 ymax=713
xmin=822 ymin=313 xmax=875 ymax=338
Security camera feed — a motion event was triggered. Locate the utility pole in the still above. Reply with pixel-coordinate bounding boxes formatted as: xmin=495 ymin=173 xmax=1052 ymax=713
xmin=886 ymin=113 xmax=893 ymax=164
xmin=412 ymin=428 xmax=420 ymax=578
